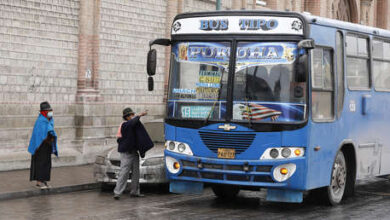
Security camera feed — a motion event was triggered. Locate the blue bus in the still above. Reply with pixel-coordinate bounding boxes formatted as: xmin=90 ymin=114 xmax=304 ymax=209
xmin=146 ymin=10 xmax=390 ymax=205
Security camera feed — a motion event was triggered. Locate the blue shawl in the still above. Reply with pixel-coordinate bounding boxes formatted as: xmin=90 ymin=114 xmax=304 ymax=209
xmin=28 ymin=114 xmax=58 ymax=156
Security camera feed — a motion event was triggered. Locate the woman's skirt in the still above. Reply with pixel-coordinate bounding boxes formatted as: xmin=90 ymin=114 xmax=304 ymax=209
xmin=30 ymin=141 xmax=52 ymax=182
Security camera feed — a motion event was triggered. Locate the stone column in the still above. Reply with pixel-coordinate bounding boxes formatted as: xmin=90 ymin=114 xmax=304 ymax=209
xmin=265 ymin=0 xmax=282 ymax=10
xmin=242 ymin=0 xmax=248 ymax=9
xmin=232 ymin=0 xmax=241 ymax=9
xmin=360 ymin=0 xmax=373 ymax=25
xmin=163 ymin=0 xmax=179 ymax=102
xmin=305 ymin=0 xmax=322 ymax=16
xmin=77 ymin=0 xmax=101 ymax=102
xmin=76 ymin=0 xmax=107 ymax=162
xmin=376 ymin=0 xmax=388 ymax=28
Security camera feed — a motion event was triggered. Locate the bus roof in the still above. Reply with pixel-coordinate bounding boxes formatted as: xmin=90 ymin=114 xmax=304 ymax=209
xmin=173 ymin=10 xmax=390 ymax=38
xmin=304 ymin=14 xmax=390 ymax=38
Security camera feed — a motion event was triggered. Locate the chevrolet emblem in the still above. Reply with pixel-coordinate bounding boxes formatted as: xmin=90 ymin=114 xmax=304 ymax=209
xmin=218 ymin=124 xmax=236 ymax=131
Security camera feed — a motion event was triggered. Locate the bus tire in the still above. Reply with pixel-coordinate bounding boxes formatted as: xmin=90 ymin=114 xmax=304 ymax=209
xmin=211 ymin=185 xmax=240 ymax=199
xmin=326 ymin=150 xmax=347 ymax=205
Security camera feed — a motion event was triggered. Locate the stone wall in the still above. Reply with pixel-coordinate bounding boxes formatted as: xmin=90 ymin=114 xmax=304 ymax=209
xmin=98 ymin=0 xmax=168 ymax=140
xmin=0 ymin=0 xmax=80 ymax=167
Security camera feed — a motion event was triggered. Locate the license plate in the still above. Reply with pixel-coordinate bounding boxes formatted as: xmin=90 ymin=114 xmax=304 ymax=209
xmin=217 ymin=148 xmax=235 ymax=159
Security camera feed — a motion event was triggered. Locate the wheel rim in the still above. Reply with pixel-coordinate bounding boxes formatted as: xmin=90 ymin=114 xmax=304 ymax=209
xmin=330 ymin=153 xmax=346 ymax=202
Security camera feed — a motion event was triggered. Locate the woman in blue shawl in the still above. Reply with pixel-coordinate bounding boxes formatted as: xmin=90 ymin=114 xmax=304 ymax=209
xmin=28 ymin=101 xmax=58 ymax=189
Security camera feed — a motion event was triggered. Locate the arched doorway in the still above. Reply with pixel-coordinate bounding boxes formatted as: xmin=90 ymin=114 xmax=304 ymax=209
xmin=330 ymin=0 xmax=359 ymax=23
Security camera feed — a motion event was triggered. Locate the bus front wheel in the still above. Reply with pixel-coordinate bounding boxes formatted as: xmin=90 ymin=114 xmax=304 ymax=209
xmin=326 ymin=150 xmax=347 ymax=205
xmin=211 ymin=185 xmax=240 ymax=199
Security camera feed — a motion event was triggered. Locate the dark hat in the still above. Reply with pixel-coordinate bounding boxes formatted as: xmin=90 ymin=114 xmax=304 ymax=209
xmin=122 ymin=107 xmax=134 ymax=118
xmin=40 ymin=101 xmax=52 ymax=111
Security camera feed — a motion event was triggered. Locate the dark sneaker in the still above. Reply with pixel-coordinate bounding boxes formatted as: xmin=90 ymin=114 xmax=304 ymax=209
xmin=113 ymin=194 xmax=120 ymax=200
xmin=130 ymin=193 xmax=144 ymax=198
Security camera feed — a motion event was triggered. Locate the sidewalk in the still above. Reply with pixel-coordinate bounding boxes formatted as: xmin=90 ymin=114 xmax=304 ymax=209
xmin=0 ymin=164 xmax=99 ymax=201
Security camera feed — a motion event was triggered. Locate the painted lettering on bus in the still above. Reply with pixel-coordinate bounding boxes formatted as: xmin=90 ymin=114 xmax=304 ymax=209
xmin=189 ymin=47 xmax=230 ymax=60
xmin=189 ymin=46 xmax=281 ymax=59
xmin=199 ymin=19 xmax=229 ymax=31
xmin=239 ymin=19 xmax=278 ymax=31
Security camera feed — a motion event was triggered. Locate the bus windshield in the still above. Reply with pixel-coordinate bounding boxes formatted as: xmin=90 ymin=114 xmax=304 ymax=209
xmin=167 ymin=41 xmax=307 ymax=123
xmin=232 ymin=42 xmax=306 ymax=122
xmin=167 ymin=41 xmax=229 ymax=120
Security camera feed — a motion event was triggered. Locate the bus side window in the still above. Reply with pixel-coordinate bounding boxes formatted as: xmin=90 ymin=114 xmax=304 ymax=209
xmin=373 ymin=40 xmax=390 ymax=91
xmin=346 ymin=35 xmax=370 ymax=89
xmin=311 ymin=48 xmax=335 ymax=121
xmin=336 ymin=31 xmax=345 ymax=118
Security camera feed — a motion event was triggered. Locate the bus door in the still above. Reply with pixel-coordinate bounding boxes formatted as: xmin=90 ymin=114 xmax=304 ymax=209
xmin=309 ymin=46 xmax=337 ymax=187
xmin=345 ymin=34 xmax=381 ymax=178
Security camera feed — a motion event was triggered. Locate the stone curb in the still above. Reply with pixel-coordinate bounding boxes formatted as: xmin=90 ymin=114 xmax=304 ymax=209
xmin=0 ymin=183 xmax=100 ymax=201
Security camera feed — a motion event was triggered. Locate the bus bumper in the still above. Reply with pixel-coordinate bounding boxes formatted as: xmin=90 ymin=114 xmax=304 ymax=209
xmin=165 ymin=150 xmax=306 ymax=203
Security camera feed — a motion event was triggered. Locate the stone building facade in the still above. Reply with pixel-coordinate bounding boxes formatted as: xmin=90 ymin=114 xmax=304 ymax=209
xmin=0 ymin=0 xmax=389 ymax=170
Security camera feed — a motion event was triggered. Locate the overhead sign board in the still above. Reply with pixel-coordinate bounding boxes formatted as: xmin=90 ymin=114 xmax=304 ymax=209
xmin=172 ymin=16 xmax=304 ymax=35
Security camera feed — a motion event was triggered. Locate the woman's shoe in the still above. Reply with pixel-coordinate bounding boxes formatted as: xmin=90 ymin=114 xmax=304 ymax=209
xmin=43 ymin=182 xmax=51 ymax=188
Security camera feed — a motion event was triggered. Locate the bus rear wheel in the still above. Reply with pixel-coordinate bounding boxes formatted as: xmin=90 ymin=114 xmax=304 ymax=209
xmin=211 ymin=185 xmax=240 ymax=199
xmin=326 ymin=150 xmax=347 ymax=205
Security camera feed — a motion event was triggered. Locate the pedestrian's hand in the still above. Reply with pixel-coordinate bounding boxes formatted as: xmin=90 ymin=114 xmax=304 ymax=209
xmin=140 ymin=111 xmax=148 ymax=116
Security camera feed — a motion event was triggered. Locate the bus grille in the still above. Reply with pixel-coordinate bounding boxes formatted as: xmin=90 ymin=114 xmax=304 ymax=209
xmin=199 ymin=131 xmax=256 ymax=155
xmin=179 ymin=159 xmax=274 ymax=183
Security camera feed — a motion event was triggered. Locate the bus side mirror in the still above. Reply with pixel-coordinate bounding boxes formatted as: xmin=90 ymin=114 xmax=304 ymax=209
xmin=295 ymin=39 xmax=314 ymax=83
xmin=148 ymin=76 xmax=154 ymax=91
xmin=298 ymin=39 xmax=315 ymax=49
xmin=295 ymin=54 xmax=308 ymax=82
xmin=147 ymin=49 xmax=157 ymax=76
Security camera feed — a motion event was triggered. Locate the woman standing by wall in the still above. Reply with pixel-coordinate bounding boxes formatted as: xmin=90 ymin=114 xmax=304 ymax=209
xmin=28 ymin=101 xmax=58 ymax=189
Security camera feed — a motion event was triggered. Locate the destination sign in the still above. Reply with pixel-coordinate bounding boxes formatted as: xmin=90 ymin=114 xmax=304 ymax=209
xmin=172 ymin=16 xmax=303 ymax=35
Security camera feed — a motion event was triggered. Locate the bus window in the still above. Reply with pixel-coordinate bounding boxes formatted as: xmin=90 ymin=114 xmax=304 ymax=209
xmin=346 ymin=35 xmax=370 ymax=89
xmin=373 ymin=40 xmax=390 ymax=91
xmin=167 ymin=41 xmax=230 ymax=120
xmin=232 ymin=41 xmax=306 ymax=122
xmin=311 ymin=48 xmax=334 ymax=121
xmin=336 ymin=31 xmax=344 ymax=118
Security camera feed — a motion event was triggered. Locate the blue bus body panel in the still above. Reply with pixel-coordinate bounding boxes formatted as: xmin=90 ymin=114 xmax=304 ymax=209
xmin=165 ymin=123 xmax=308 ymax=191
xmin=305 ymin=23 xmax=390 ymax=190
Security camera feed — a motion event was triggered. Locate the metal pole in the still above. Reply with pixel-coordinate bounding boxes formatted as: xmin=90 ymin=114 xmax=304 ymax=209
xmin=216 ymin=0 xmax=221 ymax=10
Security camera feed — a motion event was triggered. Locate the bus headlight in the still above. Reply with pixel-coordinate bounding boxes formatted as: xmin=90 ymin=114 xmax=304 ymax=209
xmin=273 ymin=163 xmax=296 ymax=182
xmin=166 ymin=156 xmax=181 ymax=174
xmin=281 ymin=148 xmax=291 ymax=158
xmin=260 ymin=147 xmax=304 ymax=160
xmin=168 ymin=141 xmax=176 ymax=151
xmin=165 ymin=141 xmax=193 ymax=156
xmin=178 ymin=143 xmax=186 ymax=152
xmin=270 ymin=148 xmax=279 ymax=158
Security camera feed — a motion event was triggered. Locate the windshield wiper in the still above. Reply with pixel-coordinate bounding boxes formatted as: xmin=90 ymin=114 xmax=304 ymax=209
xmin=204 ymin=69 xmax=225 ymax=125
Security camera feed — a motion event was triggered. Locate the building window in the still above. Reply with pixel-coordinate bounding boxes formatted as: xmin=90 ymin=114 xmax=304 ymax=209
xmin=346 ymin=35 xmax=370 ymax=89
xmin=311 ymin=48 xmax=334 ymax=121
